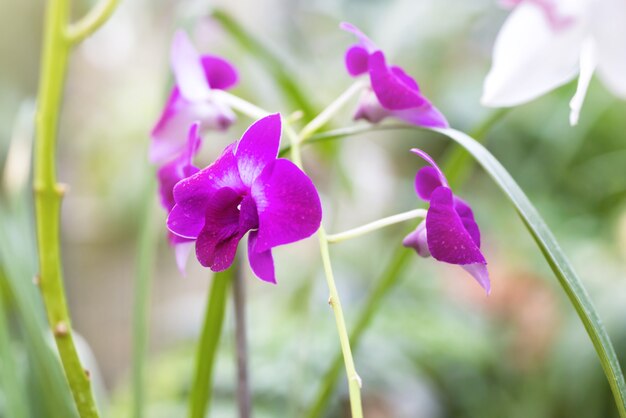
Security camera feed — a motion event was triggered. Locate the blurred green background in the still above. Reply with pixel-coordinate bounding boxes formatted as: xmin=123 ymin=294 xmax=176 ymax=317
xmin=1 ymin=0 xmax=626 ymax=417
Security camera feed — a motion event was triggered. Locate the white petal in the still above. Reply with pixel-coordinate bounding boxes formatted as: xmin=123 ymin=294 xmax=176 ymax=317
xmin=569 ymin=37 xmax=597 ymax=125
xmin=170 ymin=30 xmax=211 ymax=101
xmin=482 ymin=0 xmax=587 ymax=107
xmin=592 ymin=0 xmax=626 ymax=98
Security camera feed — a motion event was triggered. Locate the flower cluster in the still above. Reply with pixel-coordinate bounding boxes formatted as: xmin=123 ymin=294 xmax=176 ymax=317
xmin=403 ymin=149 xmax=490 ymax=293
xmin=167 ymin=114 xmax=322 ymax=283
xmin=341 ymin=22 xmax=449 ymax=128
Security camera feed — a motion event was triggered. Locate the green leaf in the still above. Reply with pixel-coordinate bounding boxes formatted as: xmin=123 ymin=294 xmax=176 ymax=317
xmin=211 ymin=8 xmax=317 ymax=121
xmin=188 ymin=268 xmax=232 ymax=418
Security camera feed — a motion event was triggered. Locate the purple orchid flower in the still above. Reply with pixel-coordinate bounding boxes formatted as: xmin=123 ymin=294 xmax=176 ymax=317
xmin=157 ymin=122 xmax=202 ymax=274
xmin=402 ymin=149 xmax=490 ymax=293
xmin=167 ymin=114 xmax=322 ymax=283
xmin=150 ymin=30 xmax=239 ymax=164
xmin=340 ymin=22 xmax=449 ymax=128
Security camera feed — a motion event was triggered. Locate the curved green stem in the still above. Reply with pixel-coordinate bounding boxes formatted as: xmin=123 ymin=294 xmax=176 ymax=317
xmin=327 ymin=208 xmax=426 ymax=244
xmin=188 ymin=270 xmax=232 ymax=418
xmin=34 ymin=0 xmax=118 ymax=415
xmin=66 ymin=0 xmax=120 ymax=44
xmin=317 ymin=229 xmax=364 ymax=418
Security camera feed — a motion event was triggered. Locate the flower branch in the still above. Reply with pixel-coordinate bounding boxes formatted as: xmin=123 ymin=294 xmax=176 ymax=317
xmin=326 ymin=208 xmax=427 ymax=243
xmin=66 ymin=0 xmax=120 ymax=44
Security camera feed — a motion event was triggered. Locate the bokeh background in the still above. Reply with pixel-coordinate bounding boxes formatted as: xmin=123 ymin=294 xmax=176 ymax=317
xmin=2 ymin=0 xmax=626 ymax=417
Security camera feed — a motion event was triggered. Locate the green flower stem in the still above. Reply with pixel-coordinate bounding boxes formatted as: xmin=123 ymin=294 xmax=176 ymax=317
xmin=233 ymin=258 xmax=251 ymax=418
xmin=317 ymin=229 xmax=364 ymax=418
xmin=284 ymin=120 xmax=363 ymax=417
xmin=306 ymin=248 xmax=413 ymax=418
xmin=214 ymin=90 xmax=269 ymax=120
xmin=132 ymin=175 xmax=157 ymax=418
xmin=188 ymin=269 xmax=233 ymax=418
xmin=299 ymin=80 xmax=366 ymax=141
xmin=326 ymin=209 xmax=427 ymax=244
xmin=66 ymin=0 xmax=119 ymax=44
xmin=34 ymin=0 xmax=118 ymax=416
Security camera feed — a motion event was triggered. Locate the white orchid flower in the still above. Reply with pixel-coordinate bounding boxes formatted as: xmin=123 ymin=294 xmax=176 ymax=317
xmin=482 ymin=0 xmax=626 ymax=125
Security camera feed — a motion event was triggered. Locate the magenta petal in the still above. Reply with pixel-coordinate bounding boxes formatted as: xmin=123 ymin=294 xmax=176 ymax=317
xmin=339 ymin=22 xmax=377 ymax=52
xmin=390 ymin=66 xmax=420 ymax=92
xmin=414 ymin=167 xmax=445 ymax=201
xmin=195 ymin=187 xmax=244 ymax=270
xmin=454 ymin=197 xmax=481 ymax=248
xmin=235 ymin=114 xmax=282 ymax=186
xmin=410 ymin=148 xmax=449 ymax=188
xmin=251 ymin=159 xmax=322 ymax=253
xmin=174 ymin=241 xmax=195 ymax=276
xmin=345 ymin=45 xmax=370 ymax=77
xmin=426 ymin=187 xmax=485 ymax=265
xmin=168 ymin=144 xmax=243 ymax=239
xmin=201 ymin=55 xmax=239 ymax=90
xmin=403 ymin=221 xmax=430 ymax=257
xmin=393 ymin=103 xmax=449 ymax=128
xmin=353 ymin=88 xmax=392 ymax=123
xmin=171 ymin=30 xmax=210 ymax=101
xmin=247 ymin=231 xmax=276 ymax=284
xmin=461 ymin=263 xmax=491 ymax=294
xmin=369 ymin=51 xmax=426 ymax=110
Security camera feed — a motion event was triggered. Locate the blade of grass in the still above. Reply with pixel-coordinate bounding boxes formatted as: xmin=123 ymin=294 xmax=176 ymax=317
xmin=0 ymin=274 xmax=30 ymax=418
xmin=188 ymin=269 xmax=233 ymax=418
xmin=132 ymin=174 xmax=158 ymax=418
xmin=211 ymin=8 xmax=317 ymax=121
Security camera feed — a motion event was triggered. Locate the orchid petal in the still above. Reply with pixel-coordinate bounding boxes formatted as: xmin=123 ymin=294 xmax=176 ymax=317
xmin=369 ymin=51 xmax=426 ymax=110
xmin=481 ymin=1 xmax=585 ymax=107
xmin=339 ymin=22 xmax=377 ymax=52
xmin=403 ymin=221 xmax=430 ymax=257
xmin=195 ymin=187 xmax=244 ymax=271
xmin=247 ymin=231 xmax=276 ymax=284
xmin=168 ymin=144 xmax=243 ymax=239
xmin=235 ymin=113 xmax=282 ymax=186
xmin=453 ymin=197 xmax=481 ymax=248
xmin=592 ymin=0 xmax=626 ymax=98
xmin=171 ymin=30 xmax=211 ymax=101
xmin=200 ymin=55 xmax=239 ymax=90
xmin=461 ymin=263 xmax=491 ymax=294
xmin=390 ymin=66 xmax=420 ymax=91
xmin=410 ymin=148 xmax=449 ymax=188
xmin=345 ymin=45 xmax=370 ymax=77
xmin=394 ymin=103 xmax=449 ymax=128
xmin=414 ymin=167 xmax=444 ymax=201
xmin=353 ymin=88 xmax=391 ymax=123
xmin=425 ymin=187 xmax=485 ymax=265
xmin=251 ymin=159 xmax=322 ymax=253
xmin=569 ymin=37 xmax=597 ymax=126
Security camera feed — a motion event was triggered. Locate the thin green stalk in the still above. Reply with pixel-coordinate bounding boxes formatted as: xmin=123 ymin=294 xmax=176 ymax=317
xmin=317 ymin=229 xmax=364 ymax=418
xmin=306 ymin=248 xmax=413 ymax=418
xmin=188 ymin=269 xmax=233 ymax=418
xmin=326 ymin=209 xmax=426 ymax=244
xmin=34 ymin=0 xmax=100 ymax=415
xmin=132 ymin=176 xmax=158 ymax=418
xmin=284 ymin=114 xmax=364 ymax=416
xmin=233 ymin=258 xmax=251 ymax=418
